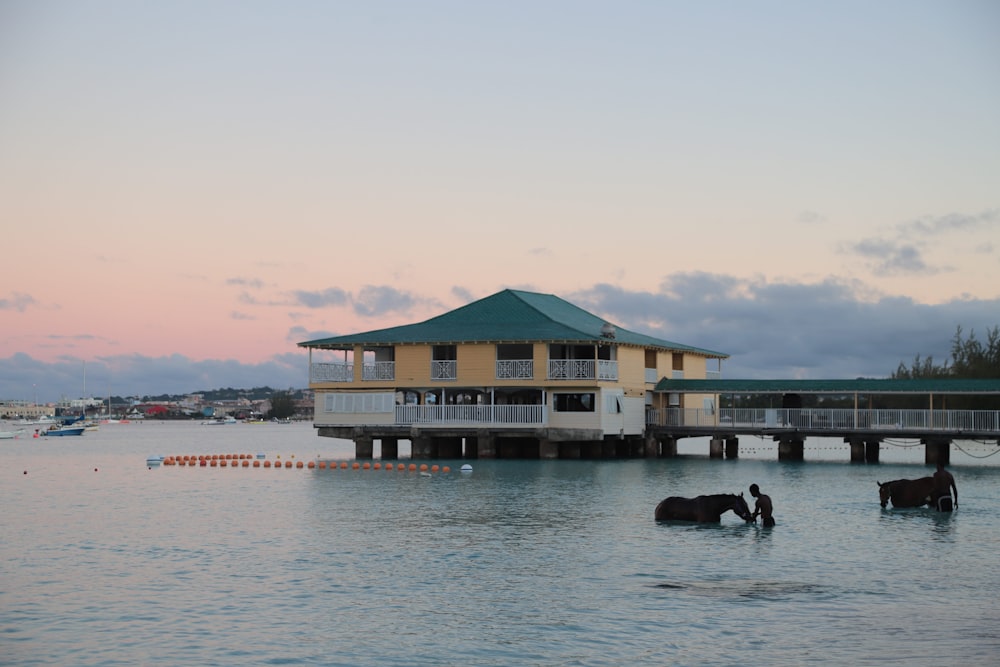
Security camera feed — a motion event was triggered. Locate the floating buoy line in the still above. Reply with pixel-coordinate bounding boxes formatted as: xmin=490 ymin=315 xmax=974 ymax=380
xmin=151 ymin=453 xmax=450 ymax=473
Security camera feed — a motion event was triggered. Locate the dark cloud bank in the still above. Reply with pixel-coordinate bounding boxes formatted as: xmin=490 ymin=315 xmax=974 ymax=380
xmin=3 ymin=273 xmax=997 ymax=404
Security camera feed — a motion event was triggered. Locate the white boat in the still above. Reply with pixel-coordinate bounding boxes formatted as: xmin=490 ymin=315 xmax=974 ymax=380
xmin=201 ymin=416 xmax=237 ymax=425
xmin=16 ymin=415 xmax=59 ymax=426
xmin=0 ymin=428 xmax=27 ymax=440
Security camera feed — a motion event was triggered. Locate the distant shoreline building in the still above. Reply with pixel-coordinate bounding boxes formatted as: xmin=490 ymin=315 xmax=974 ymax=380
xmin=298 ymin=289 xmax=727 ymax=459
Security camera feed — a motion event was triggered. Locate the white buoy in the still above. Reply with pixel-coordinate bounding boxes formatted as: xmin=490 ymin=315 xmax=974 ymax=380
xmin=460 ymin=464 xmax=473 ymax=473
xmin=146 ymin=455 xmax=164 ymax=466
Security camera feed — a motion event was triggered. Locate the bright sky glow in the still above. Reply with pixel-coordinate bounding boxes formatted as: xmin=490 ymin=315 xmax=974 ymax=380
xmin=2 ymin=1 xmax=998 ymax=402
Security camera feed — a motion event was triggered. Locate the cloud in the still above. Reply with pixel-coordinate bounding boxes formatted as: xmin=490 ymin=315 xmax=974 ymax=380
xmin=848 ymin=239 xmax=941 ymax=276
xmin=352 ymin=285 xmax=418 ymax=318
xmin=796 ymin=210 xmax=827 ymax=225
xmin=6 ymin=275 xmax=998 ymax=403
xmin=230 ymin=311 xmax=255 ymax=320
xmin=572 ymin=274 xmax=998 ymax=380
xmin=226 ymin=277 xmax=266 ymax=289
xmin=899 ymin=209 xmax=1000 ymax=236
xmin=291 ymin=287 xmax=350 ymax=309
xmin=0 ymin=292 xmax=37 ymax=312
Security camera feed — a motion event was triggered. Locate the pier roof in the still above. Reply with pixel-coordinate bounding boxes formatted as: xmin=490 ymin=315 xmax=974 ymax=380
xmin=655 ymin=378 xmax=1000 ymax=394
xmin=299 ymin=289 xmax=728 ymax=357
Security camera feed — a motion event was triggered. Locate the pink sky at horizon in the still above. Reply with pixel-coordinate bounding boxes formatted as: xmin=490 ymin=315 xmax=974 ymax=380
xmin=3 ymin=1 xmax=998 ymax=378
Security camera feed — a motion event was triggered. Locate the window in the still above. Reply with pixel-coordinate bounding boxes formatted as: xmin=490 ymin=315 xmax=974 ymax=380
xmin=553 ymin=393 xmax=595 ymax=412
xmin=324 ymin=392 xmax=395 ymax=413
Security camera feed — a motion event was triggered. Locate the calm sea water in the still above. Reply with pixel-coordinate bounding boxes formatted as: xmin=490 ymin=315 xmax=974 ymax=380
xmin=3 ymin=422 xmax=1000 ymax=666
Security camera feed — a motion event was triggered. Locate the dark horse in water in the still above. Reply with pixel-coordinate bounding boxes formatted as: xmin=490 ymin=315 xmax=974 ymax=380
xmin=655 ymin=493 xmax=753 ymax=523
xmin=877 ymin=477 xmax=938 ymax=509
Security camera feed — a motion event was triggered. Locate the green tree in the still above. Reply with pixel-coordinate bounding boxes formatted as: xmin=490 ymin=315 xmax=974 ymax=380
xmin=267 ymin=392 xmax=296 ymax=420
xmin=893 ymin=325 xmax=1000 ymax=409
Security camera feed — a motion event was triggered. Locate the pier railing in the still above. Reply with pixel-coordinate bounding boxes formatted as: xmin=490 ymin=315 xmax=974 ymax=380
xmin=647 ymin=407 xmax=1000 ymax=434
xmin=395 ymin=404 xmax=547 ymax=426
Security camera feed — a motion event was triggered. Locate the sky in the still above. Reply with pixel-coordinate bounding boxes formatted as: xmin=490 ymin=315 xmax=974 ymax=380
xmin=2 ymin=1 xmax=998 ymax=405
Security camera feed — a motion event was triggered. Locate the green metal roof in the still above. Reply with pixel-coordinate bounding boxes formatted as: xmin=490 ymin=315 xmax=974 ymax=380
xmin=655 ymin=378 xmax=1000 ymax=394
xmin=299 ymin=289 xmax=728 ymax=357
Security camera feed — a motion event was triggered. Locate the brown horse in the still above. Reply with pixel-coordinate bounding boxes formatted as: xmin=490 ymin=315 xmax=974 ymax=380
xmin=655 ymin=493 xmax=753 ymax=523
xmin=877 ymin=477 xmax=936 ymax=508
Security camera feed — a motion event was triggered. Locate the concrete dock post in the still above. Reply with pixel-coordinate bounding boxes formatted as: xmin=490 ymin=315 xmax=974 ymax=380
xmin=777 ymin=437 xmax=804 ymax=461
xmin=539 ymin=438 xmax=559 ymax=459
xmin=848 ymin=438 xmax=865 ymax=463
xmin=380 ymin=437 xmax=399 ymax=460
xmin=410 ymin=436 xmax=433 ymax=459
xmin=644 ymin=432 xmax=659 ymax=458
xmin=923 ymin=438 xmax=951 ymax=465
xmin=354 ymin=435 xmax=374 ymax=459
xmin=725 ymin=437 xmax=739 ymax=459
xmin=865 ymin=440 xmax=880 ymax=463
xmin=659 ymin=437 xmax=678 ymax=458
xmin=475 ymin=432 xmax=496 ymax=459
xmin=709 ymin=438 xmax=724 ymax=459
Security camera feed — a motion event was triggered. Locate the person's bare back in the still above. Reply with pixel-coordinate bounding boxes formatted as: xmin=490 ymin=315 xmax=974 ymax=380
xmin=749 ymin=483 xmax=775 ymax=527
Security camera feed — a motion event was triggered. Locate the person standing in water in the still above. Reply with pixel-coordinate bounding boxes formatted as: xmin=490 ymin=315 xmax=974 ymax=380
xmin=931 ymin=462 xmax=958 ymax=511
xmin=749 ymin=484 xmax=775 ymax=527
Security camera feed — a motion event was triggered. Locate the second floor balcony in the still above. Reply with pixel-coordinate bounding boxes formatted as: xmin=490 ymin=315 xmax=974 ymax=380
xmin=311 ymin=357 xmax=621 ymax=383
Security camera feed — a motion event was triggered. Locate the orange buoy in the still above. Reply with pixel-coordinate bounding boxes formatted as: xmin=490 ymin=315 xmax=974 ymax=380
xmin=373 ymin=463 xmax=381 ymax=470
xmin=297 ymin=461 xmax=305 ymax=468
xmin=431 ymin=465 xmax=439 ymax=472
xmin=264 ymin=460 xmax=272 ymax=468
xmin=317 ymin=461 xmax=325 ymax=469
xmin=409 ymin=464 xmax=417 ymax=471
xmin=384 ymin=463 xmax=393 ymax=471
xmin=419 ymin=464 xmax=428 ymax=471
xmin=340 ymin=462 xmax=348 ymax=469
xmin=285 ymin=461 xmax=293 ymax=468
xmin=442 ymin=466 xmax=450 ymax=473
xmin=242 ymin=460 xmax=250 ymax=467
xmin=362 ymin=462 xmax=371 ymax=470
xmin=352 ymin=462 xmax=360 ymax=470
xmin=253 ymin=460 xmax=260 ymax=467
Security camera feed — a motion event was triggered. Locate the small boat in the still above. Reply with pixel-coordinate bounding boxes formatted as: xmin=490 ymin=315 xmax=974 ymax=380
xmin=39 ymin=424 xmax=86 ymax=437
xmin=201 ymin=416 xmax=237 ymax=425
xmin=0 ymin=428 xmax=27 ymax=440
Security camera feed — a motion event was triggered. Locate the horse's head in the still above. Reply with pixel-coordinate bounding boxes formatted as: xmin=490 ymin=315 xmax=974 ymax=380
xmin=877 ymin=481 xmax=892 ymax=508
xmin=732 ymin=493 xmax=753 ymax=522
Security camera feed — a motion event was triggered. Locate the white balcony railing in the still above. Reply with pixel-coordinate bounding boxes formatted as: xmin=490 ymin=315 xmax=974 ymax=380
xmin=310 ymin=362 xmax=395 ymax=382
xmin=645 ymin=407 xmax=1000 ymax=434
xmin=362 ymin=361 xmax=395 ymax=381
xmin=547 ymin=359 xmax=618 ymax=381
xmin=431 ymin=360 xmax=457 ymax=381
xmin=496 ymin=359 xmax=534 ymax=380
xmin=396 ymin=404 xmax=546 ymax=426
xmin=310 ymin=362 xmax=353 ymax=383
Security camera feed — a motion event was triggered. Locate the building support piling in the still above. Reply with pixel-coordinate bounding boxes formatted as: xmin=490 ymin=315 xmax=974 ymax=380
xmin=725 ymin=437 xmax=739 ymax=459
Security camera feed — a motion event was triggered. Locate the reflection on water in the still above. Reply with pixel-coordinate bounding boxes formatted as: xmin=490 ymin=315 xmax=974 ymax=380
xmin=3 ymin=423 xmax=1000 ymax=666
